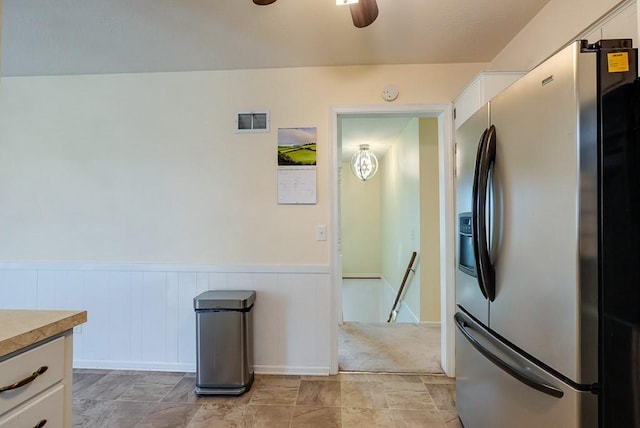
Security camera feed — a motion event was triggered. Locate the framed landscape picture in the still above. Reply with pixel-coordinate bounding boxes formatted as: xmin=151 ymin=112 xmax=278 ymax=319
xmin=277 ymin=127 xmax=317 ymax=166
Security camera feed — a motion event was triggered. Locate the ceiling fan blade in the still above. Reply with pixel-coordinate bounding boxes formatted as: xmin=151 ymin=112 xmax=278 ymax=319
xmin=349 ymin=0 xmax=379 ymax=28
xmin=253 ymin=0 xmax=277 ymax=5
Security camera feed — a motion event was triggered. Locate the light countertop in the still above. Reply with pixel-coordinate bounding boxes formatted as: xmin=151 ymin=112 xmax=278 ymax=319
xmin=0 ymin=310 xmax=87 ymax=359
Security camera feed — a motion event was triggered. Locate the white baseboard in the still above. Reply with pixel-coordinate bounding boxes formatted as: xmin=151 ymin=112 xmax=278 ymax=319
xmin=341 ymin=273 xmax=381 ymax=279
xmin=254 ymin=365 xmax=331 ymax=376
xmin=419 ymin=321 xmax=442 ymax=327
xmin=74 ymin=360 xmax=196 ymax=373
xmin=73 ymin=361 xmax=332 ymax=376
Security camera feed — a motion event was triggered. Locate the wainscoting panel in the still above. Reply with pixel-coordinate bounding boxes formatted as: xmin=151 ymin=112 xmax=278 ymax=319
xmin=0 ymin=264 xmax=332 ymax=375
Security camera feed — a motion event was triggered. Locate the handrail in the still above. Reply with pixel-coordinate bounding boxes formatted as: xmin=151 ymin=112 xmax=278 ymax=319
xmin=387 ymin=251 xmax=418 ymax=322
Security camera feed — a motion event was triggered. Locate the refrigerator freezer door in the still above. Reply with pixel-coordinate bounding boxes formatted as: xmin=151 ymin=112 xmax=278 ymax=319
xmin=455 ymin=105 xmax=491 ymax=325
xmin=455 ymin=312 xmax=596 ymax=428
xmin=488 ymin=42 xmax=598 ymax=384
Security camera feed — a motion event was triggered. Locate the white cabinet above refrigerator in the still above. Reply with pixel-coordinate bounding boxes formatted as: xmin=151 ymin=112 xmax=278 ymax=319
xmin=453 ymin=71 xmax=524 ymax=129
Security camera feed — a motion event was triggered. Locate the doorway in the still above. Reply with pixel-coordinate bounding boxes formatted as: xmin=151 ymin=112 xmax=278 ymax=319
xmin=329 ymin=104 xmax=456 ymax=376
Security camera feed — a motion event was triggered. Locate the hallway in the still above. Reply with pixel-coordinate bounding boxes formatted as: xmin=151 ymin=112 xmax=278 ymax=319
xmin=338 ymin=322 xmax=442 ymax=373
xmin=340 ymin=278 xmax=442 ymax=373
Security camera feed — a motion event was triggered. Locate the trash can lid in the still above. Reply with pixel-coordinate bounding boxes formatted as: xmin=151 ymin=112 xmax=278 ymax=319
xmin=193 ymin=290 xmax=256 ymax=310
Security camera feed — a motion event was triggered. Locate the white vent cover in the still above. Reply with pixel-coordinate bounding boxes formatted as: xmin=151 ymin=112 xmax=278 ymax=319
xmin=236 ymin=111 xmax=270 ymax=133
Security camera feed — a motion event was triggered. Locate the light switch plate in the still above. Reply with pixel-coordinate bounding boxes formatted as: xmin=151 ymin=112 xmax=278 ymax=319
xmin=316 ymin=225 xmax=327 ymax=241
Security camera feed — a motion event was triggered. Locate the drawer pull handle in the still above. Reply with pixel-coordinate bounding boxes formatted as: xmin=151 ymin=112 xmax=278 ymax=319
xmin=34 ymin=420 xmax=47 ymax=428
xmin=0 ymin=366 xmax=48 ymax=394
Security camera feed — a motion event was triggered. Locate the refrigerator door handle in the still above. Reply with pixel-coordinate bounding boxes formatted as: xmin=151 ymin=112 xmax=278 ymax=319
xmin=472 ymin=125 xmax=496 ymax=301
xmin=454 ymin=312 xmax=564 ymax=399
xmin=471 ymin=128 xmax=490 ymax=300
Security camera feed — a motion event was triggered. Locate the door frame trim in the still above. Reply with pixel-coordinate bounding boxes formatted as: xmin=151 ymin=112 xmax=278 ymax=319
xmin=328 ymin=103 xmax=456 ymax=376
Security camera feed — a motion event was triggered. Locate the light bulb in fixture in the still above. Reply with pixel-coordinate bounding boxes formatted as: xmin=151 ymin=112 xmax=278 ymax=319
xmin=350 ymin=144 xmax=378 ymax=181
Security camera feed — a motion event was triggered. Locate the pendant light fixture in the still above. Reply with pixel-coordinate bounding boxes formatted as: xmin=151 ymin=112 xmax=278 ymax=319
xmin=350 ymin=144 xmax=379 ymax=181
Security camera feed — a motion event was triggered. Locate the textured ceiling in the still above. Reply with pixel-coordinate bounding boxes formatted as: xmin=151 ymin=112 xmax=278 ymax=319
xmin=1 ymin=0 xmax=551 ymax=76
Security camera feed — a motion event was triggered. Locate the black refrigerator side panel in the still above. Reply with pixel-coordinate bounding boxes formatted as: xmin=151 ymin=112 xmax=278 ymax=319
xmin=599 ymin=45 xmax=640 ymax=427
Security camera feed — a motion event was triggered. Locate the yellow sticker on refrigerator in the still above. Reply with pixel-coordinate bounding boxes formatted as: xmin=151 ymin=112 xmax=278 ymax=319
xmin=607 ymin=52 xmax=630 ymax=72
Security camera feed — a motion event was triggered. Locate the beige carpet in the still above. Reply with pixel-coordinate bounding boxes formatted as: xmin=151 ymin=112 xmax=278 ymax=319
xmin=338 ymin=322 xmax=443 ymax=374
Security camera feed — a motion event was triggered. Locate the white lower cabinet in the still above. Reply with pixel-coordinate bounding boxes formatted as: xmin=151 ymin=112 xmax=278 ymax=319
xmin=0 ymin=335 xmax=72 ymax=428
xmin=0 ymin=385 xmax=63 ymax=428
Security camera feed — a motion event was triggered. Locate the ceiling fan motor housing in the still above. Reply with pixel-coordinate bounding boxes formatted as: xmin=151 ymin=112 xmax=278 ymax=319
xmin=350 ymin=0 xmax=379 ymax=28
xmin=252 ymin=0 xmax=379 ymax=28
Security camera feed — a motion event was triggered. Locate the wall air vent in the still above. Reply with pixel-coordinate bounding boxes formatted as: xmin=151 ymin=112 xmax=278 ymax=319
xmin=236 ymin=111 xmax=270 ymax=133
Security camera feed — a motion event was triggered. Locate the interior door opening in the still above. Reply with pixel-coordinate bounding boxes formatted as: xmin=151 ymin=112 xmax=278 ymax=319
xmin=331 ymin=106 xmax=454 ymax=375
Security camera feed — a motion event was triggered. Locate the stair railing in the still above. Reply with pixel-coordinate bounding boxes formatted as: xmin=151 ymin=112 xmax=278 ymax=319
xmin=387 ymin=251 xmax=418 ymax=322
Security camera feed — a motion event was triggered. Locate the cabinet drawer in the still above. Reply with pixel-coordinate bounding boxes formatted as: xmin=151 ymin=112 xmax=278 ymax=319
xmin=0 ymin=337 xmax=64 ymax=416
xmin=0 ymin=384 xmax=64 ymax=428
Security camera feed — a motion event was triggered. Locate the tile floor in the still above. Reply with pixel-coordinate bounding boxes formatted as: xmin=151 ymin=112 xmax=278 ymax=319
xmin=73 ymin=369 xmax=460 ymax=427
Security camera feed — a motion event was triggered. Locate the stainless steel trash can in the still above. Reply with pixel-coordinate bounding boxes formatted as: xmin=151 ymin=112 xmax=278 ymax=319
xmin=194 ymin=290 xmax=256 ymax=395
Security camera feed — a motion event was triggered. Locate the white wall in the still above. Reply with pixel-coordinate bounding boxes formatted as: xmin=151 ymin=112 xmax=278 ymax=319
xmin=340 ymin=161 xmax=381 ymax=276
xmin=419 ymin=118 xmax=441 ymax=323
xmin=490 ymin=0 xmax=631 ymax=70
xmin=380 ymin=118 xmax=421 ymax=321
xmin=0 ymin=63 xmax=485 ymax=372
xmin=341 ymin=278 xmax=384 ymax=323
xmin=0 ymin=65 xmax=484 ymax=265
xmin=0 ymin=72 xmax=325 ymax=265
xmin=341 ymin=277 xmax=418 ymax=323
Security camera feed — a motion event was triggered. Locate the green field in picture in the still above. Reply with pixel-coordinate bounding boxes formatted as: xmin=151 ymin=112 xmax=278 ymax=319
xmin=278 ymin=143 xmax=317 ymax=165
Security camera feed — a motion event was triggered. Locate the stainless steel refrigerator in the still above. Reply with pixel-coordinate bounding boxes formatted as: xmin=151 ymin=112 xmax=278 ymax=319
xmin=455 ymin=39 xmax=640 ymax=428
